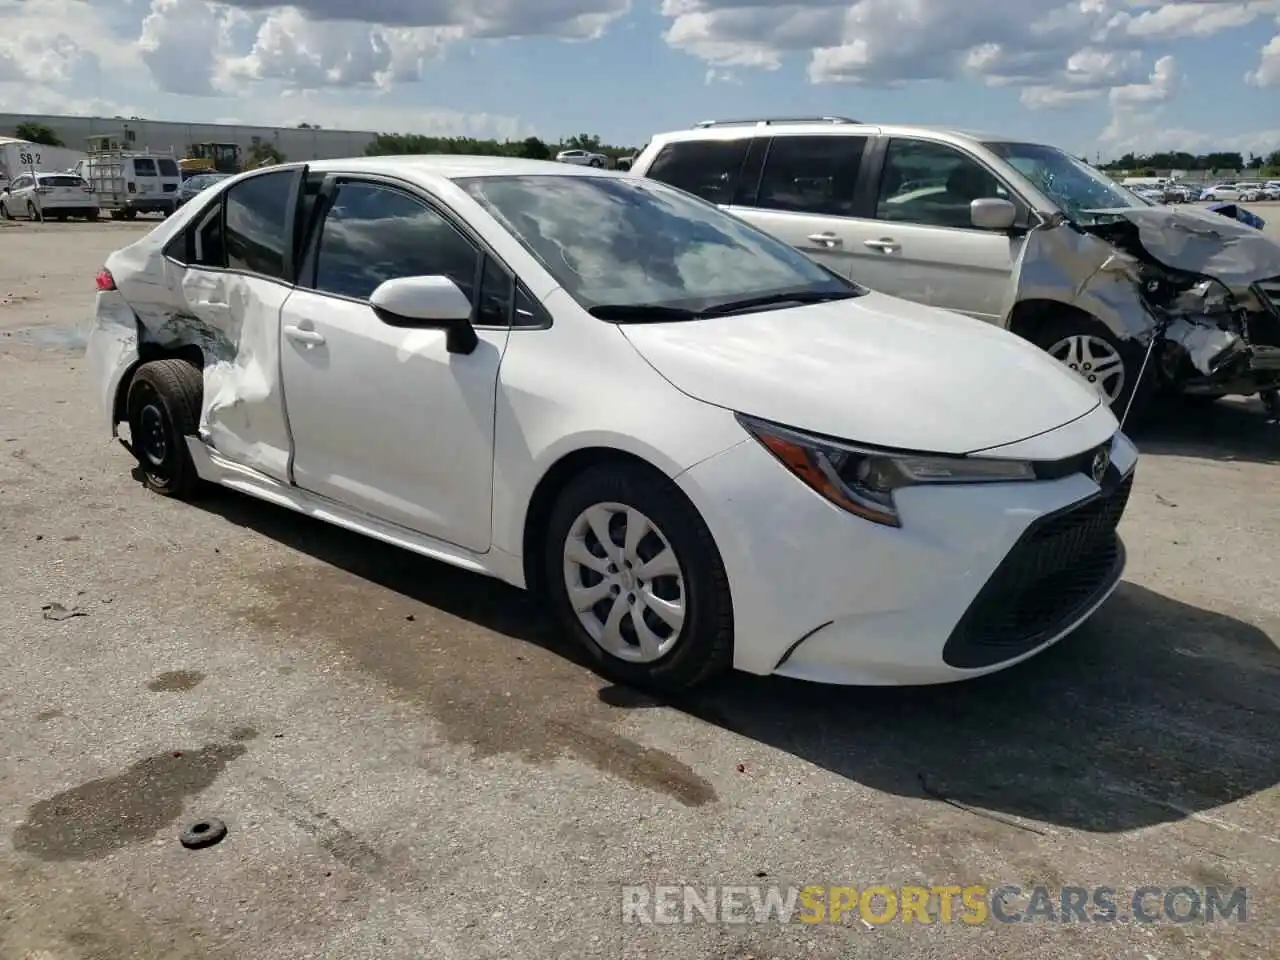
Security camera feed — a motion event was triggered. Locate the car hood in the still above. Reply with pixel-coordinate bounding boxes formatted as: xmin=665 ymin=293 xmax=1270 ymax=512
xmin=619 ymin=291 xmax=1103 ymax=455
xmin=1080 ymin=206 xmax=1280 ymax=287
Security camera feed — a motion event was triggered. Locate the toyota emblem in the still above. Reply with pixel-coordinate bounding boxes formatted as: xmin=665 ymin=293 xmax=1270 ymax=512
xmin=1090 ymin=447 xmax=1110 ymax=484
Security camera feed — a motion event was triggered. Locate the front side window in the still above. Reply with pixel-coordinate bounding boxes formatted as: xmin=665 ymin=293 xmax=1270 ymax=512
xmin=311 ymin=181 xmax=479 ymax=304
xmin=459 ymin=174 xmax=857 ymax=314
xmin=754 ymin=135 xmax=866 ymax=216
xmin=224 ymin=169 xmax=295 ymax=279
xmin=875 ymin=139 xmax=1008 ymax=229
xmin=644 ymin=139 xmax=749 ymax=205
xmin=985 ymin=140 xmax=1142 ymax=224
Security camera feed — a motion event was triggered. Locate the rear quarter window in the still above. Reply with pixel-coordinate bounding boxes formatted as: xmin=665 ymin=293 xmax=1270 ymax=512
xmin=132 ymin=158 xmax=157 ymax=176
xmin=643 ymin=139 xmax=749 ymax=205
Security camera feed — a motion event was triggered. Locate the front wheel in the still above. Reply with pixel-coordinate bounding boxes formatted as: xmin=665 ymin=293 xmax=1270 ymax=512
xmin=1028 ymin=314 xmax=1157 ymax=425
xmin=0 ymin=201 xmax=9 ymax=219
xmin=543 ymin=463 xmax=733 ymax=692
xmin=126 ymin=358 xmax=204 ymax=499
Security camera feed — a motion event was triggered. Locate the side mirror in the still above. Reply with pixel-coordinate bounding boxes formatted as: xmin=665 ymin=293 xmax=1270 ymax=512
xmin=369 ymin=275 xmax=478 ymax=355
xmin=970 ymin=197 xmax=1017 ymax=231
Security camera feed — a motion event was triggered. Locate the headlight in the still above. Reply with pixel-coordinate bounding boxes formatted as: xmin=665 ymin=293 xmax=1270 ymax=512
xmin=1171 ymin=278 xmax=1233 ymax=315
xmin=737 ymin=414 xmax=1035 ymax=527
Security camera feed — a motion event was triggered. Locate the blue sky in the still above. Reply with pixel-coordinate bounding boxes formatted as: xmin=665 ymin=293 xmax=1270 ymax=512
xmin=1 ymin=0 xmax=1278 ymax=159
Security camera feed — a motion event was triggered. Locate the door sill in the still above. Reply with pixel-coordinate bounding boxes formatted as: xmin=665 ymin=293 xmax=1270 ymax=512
xmin=187 ymin=438 xmax=514 ymax=582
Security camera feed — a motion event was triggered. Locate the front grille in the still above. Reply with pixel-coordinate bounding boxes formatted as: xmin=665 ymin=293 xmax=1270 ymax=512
xmin=942 ymin=472 xmax=1133 ymax=669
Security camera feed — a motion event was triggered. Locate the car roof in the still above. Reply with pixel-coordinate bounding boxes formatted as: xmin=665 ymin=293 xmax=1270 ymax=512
xmin=304 ymin=155 xmax=616 ymax=182
xmin=639 ymin=121 xmax=1017 ymax=151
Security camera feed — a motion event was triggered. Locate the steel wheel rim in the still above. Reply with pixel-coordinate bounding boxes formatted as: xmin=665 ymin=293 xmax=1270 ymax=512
xmin=562 ymin=501 xmax=686 ymax=663
xmin=133 ymin=383 xmax=171 ymax=472
xmin=1047 ymin=334 xmax=1125 ymax=404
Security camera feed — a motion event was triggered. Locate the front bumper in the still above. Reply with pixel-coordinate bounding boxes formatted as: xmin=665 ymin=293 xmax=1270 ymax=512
xmin=677 ymin=417 xmax=1137 ymax=685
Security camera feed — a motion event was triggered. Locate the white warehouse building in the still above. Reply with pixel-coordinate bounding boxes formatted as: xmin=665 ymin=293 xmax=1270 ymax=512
xmin=0 ymin=112 xmax=380 ymax=162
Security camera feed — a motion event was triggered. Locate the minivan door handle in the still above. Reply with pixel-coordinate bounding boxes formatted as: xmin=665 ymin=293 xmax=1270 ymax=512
xmin=807 ymin=232 xmax=842 ymax=247
xmin=863 ymin=238 xmax=901 ymax=253
xmin=284 ymin=324 xmax=325 ymax=347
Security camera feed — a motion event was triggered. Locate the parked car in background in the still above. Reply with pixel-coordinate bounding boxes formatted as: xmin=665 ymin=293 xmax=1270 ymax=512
xmin=1162 ymin=182 xmax=1193 ymax=203
xmin=631 ymin=118 xmax=1280 ymax=423
xmin=1129 ymin=185 xmax=1164 ymax=204
xmin=0 ymin=171 xmax=98 ymax=221
xmin=86 ymin=156 xmax=1137 ymax=691
xmin=175 ymin=172 xmax=232 ymax=208
xmin=555 ymin=149 xmax=608 ymax=167
xmin=76 ymin=148 xmax=182 ymax=220
xmin=1199 ymin=183 xmax=1242 ymax=201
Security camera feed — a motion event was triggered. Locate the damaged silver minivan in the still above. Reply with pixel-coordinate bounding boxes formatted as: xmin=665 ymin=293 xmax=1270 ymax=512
xmin=631 ymin=120 xmax=1280 ymax=422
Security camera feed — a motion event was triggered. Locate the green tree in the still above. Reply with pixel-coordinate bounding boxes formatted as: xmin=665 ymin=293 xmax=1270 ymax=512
xmin=520 ymin=136 xmax=551 ymax=160
xmin=247 ymin=142 xmax=286 ymax=167
xmin=14 ymin=122 xmax=63 ymax=146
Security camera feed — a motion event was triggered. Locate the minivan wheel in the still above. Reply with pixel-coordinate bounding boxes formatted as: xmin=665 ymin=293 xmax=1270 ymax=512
xmin=1030 ymin=315 xmax=1156 ymax=424
xmin=126 ymin=358 xmax=204 ymax=499
xmin=543 ymin=463 xmax=733 ymax=692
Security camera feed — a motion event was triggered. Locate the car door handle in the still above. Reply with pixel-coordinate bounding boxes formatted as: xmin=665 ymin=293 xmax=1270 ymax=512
xmin=284 ymin=325 xmax=325 ymax=346
xmin=807 ymin=232 xmax=842 ymax=247
xmin=863 ymin=238 xmax=900 ymax=252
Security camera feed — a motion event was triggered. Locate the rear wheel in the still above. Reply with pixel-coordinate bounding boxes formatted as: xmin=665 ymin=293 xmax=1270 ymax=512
xmin=86 ymin=209 xmax=99 ymax=221
xmin=1028 ymin=314 xmax=1156 ymax=425
xmin=123 ymin=209 xmax=138 ymax=221
xmin=543 ymin=463 xmax=733 ymax=692
xmin=0 ymin=200 xmax=9 ymax=219
xmin=26 ymin=201 xmax=39 ymax=221
xmin=126 ymin=358 xmax=204 ymax=499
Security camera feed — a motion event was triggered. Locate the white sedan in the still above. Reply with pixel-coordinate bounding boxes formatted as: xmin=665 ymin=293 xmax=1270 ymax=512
xmin=0 ymin=171 xmax=99 ymax=221
xmin=555 ymin=149 xmax=607 ymax=167
xmin=86 ymin=156 xmax=1136 ymax=690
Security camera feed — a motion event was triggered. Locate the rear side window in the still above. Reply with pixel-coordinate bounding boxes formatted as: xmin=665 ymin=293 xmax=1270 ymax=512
xmin=157 ymin=159 xmax=179 ymax=177
xmin=644 ymin=139 xmax=748 ymax=205
xmin=754 ymin=136 xmax=867 ymax=216
xmin=132 ymin=158 xmax=156 ymax=176
xmin=225 ymin=169 xmax=296 ymax=279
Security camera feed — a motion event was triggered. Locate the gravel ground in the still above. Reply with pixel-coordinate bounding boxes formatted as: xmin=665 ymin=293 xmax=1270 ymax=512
xmin=1 ymin=211 xmax=1278 ymax=959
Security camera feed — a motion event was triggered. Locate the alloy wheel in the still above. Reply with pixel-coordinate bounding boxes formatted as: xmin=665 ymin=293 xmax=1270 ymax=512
xmin=561 ymin=502 xmax=686 ymax=663
xmin=1047 ymin=334 xmax=1126 ymax=404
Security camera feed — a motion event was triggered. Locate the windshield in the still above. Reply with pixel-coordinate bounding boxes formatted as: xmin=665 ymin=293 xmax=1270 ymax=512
xmin=457 ymin=174 xmax=856 ymax=314
xmin=985 ymin=141 xmax=1141 ymax=224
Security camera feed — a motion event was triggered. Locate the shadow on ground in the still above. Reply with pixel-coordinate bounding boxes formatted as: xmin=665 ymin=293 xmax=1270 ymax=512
xmin=1131 ymin=395 xmax=1279 ymax=465
xmin=195 ymin=487 xmax=1280 ymax=835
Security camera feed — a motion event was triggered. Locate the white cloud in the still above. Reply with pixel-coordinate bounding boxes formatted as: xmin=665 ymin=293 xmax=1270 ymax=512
xmin=1245 ymin=33 xmax=1280 ymax=86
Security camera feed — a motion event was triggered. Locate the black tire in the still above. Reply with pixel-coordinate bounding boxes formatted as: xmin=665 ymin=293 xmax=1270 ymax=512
xmin=126 ymin=358 xmax=204 ymax=499
xmin=589 ymin=157 xmax=603 ymax=168
xmin=27 ymin=201 xmax=40 ymax=221
xmin=86 ymin=209 xmax=99 ymax=221
xmin=0 ymin=201 xmax=9 ymax=219
xmin=543 ymin=462 xmax=733 ymax=692
xmin=123 ymin=209 xmax=138 ymax=221
xmin=54 ymin=213 xmax=67 ymax=222
xmin=1026 ymin=313 xmax=1157 ymax=426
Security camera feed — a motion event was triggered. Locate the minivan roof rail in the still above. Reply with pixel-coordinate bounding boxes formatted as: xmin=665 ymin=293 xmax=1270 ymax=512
xmin=692 ymin=116 xmax=860 ymax=128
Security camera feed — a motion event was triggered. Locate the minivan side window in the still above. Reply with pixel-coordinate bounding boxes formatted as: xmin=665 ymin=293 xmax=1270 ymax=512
xmin=644 ymin=139 xmax=748 ymax=205
xmin=133 ymin=158 xmax=157 ymax=176
xmin=225 ymin=169 xmax=296 ymax=279
xmin=753 ymin=135 xmax=867 ymax=216
xmin=311 ymin=181 xmax=479 ymax=305
xmin=875 ymin=139 xmax=1008 ymax=229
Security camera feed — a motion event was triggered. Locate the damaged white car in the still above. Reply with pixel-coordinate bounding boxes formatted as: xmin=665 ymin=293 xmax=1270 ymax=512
xmin=87 ymin=157 xmax=1137 ymax=691
xmin=630 ymin=123 xmax=1280 ymax=422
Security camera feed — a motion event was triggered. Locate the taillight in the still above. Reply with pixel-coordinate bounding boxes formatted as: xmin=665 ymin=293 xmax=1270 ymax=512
xmin=95 ymin=268 xmax=116 ymax=292
xmin=126 ymin=182 xmax=136 ymax=193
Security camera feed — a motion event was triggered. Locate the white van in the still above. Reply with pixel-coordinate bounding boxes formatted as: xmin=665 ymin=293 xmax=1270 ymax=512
xmin=76 ymin=149 xmax=182 ymax=220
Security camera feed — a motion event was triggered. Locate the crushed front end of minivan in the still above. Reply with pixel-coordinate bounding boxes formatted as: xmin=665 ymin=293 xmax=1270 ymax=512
xmin=1020 ymin=204 xmax=1280 ymax=414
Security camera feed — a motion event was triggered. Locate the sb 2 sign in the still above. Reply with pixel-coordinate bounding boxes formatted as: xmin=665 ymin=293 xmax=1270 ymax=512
xmin=19 ymin=152 xmax=42 ymax=166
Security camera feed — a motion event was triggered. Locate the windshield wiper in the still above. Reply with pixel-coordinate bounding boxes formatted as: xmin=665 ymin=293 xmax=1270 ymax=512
xmin=587 ymin=304 xmax=703 ymax=322
xmin=699 ymin=289 xmax=858 ymax=317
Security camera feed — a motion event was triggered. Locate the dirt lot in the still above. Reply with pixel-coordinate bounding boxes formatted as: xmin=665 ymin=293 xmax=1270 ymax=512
xmin=1 ymin=212 xmax=1278 ymax=959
